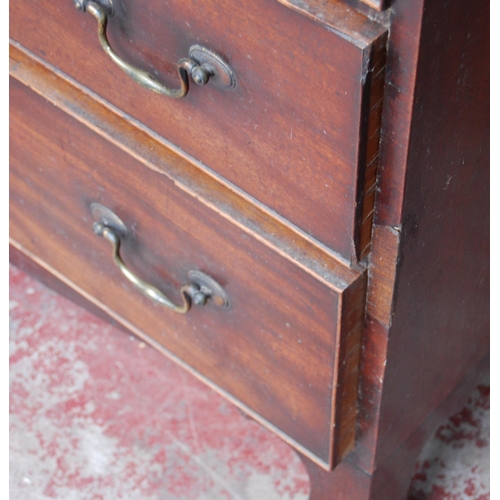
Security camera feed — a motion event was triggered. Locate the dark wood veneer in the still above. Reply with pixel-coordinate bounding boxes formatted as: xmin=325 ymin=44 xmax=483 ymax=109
xmin=9 ymin=42 xmax=361 ymax=288
xmin=10 ymin=0 xmax=386 ymax=262
xmin=10 ymin=73 xmax=366 ymax=470
xmin=9 ymin=0 xmax=489 ymax=496
xmin=373 ymin=0 xmax=489 ymax=470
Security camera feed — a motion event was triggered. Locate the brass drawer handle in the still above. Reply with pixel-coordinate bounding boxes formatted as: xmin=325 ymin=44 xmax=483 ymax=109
xmin=74 ymin=0 xmax=236 ymax=98
xmin=91 ymin=204 xmax=230 ymax=314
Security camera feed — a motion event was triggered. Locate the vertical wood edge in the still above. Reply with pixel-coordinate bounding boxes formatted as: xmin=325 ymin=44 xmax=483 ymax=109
xmin=330 ymin=270 xmax=368 ymax=468
xmin=366 ymin=224 xmax=400 ymax=326
xmin=356 ymin=33 xmax=388 ymax=261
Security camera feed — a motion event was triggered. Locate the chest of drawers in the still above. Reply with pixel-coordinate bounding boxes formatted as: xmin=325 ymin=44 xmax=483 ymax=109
xmin=10 ymin=0 xmax=388 ymax=261
xmin=9 ymin=0 xmax=489 ymax=498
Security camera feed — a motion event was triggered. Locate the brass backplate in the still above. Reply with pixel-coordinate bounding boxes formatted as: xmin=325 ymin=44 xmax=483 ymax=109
xmin=189 ymin=45 xmax=236 ymax=90
xmin=90 ymin=203 xmax=128 ymax=238
xmin=188 ymin=270 xmax=231 ymax=309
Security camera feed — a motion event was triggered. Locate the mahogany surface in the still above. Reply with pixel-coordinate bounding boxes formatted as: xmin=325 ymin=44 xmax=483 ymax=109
xmin=10 ymin=74 xmax=366 ymax=470
xmin=8 ymin=0 xmax=489 ymax=497
xmin=9 ymin=0 xmax=386 ymax=262
xmin=373 ymin=0 xmax=489 ymax=470
xmin=8 ymin=43 xmax=361 ymax=291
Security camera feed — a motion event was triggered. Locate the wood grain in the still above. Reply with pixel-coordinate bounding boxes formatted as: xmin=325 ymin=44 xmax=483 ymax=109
xmin=276 ymin=1 xmax=388 ymax=260
xmin=9 ymin=0 xmax=490 ymax=495
xmin=292 ymin=0 xmax=489 ymax=493
xmin=365 ymin=225 xmax=399 ymax=326
xmin=9 ymin=0 xmax=386 ymax=262
xmin=373 ymin=0 xmax=490 ymax=469
xmin=356 ymin=36 xmax=387 ymax=260
xmin=10 ymin=75 xmax=366 ymax=470
xmin=331 ymin=272 xmax=367 ymax=463
xmin=373 ymin=0 xmax=426 ymax=227
xmin=9 ymin=42 xmax=360 ymax=291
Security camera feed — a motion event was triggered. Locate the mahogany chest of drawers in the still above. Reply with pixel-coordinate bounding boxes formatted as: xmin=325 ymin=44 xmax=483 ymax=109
xmin=9 ymin=0 xmax=489 ymax=498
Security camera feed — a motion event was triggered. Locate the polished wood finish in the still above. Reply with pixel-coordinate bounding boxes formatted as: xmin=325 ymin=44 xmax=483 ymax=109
xmin=10 ymin=72 xmax=366 ymax=470
xmin=9 ymin=0 xmax=489 ymax=496
xmin=296 ymin=0 xmax=488 ymax=495
xmin=8 ymin=42 xmax=360 ymax=289
xmin=373 ymin=0 xmax=489 ymax=470
xmin=279 ymin=0 xmax=388 ymax=261
xmin=10 ymin=0 xmax=386 ymax=262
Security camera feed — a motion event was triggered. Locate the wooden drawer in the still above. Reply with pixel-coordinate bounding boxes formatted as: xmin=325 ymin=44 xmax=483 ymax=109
xmin=10 ymin=0 xmax=386 ymax=262
xmin=9 ymin=72 xmax=367 ymax=471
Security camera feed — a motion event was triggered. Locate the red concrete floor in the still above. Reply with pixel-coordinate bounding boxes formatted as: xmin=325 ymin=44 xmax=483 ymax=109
xmin=9 ymin=265 xmax=489 ymax=499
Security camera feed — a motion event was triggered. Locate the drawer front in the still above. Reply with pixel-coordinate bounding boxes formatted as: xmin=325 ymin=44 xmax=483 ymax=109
xmin=9 ymin=76 xmax=366 ymax=470
xmin=10 ymin=0 xmax=386 ymax=262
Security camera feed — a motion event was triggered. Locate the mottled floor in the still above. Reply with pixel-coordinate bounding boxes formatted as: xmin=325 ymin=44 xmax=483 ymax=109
xmin=9 ymin=265 xmax=489 ymax=499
